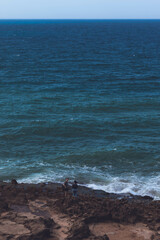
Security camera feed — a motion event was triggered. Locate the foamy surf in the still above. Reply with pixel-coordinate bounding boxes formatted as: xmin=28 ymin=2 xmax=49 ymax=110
xmin=87 ymin=175 xmax=160 ymax=200
xmin=18 ymin=171 xmax=160 ymax=200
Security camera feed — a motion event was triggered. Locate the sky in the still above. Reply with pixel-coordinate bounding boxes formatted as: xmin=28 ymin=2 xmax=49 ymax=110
xmin=0 ymin=0 xmax=160 ymax=19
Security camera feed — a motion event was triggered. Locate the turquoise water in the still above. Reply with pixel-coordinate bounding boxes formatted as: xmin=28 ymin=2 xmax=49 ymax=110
xmin=0 ymin=20 xmax=160 ymax=198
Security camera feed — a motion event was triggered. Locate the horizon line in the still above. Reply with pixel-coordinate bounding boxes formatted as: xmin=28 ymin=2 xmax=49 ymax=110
xmin=0 ymin=18 xmax=160 ymax=20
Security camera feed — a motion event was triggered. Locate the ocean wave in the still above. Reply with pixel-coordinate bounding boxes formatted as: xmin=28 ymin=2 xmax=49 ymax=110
xmin=18 ymin=169 xmax=160 ymax=200
xmin=87 ymin=174 xmax=160 ymax=200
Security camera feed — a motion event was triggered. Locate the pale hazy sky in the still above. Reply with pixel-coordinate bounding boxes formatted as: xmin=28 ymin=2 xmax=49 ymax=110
xmin=0 ymin=0 xmax=160 ymax=19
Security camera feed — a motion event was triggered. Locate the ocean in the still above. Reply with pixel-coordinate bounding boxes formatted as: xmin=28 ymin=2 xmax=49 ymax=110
xmin=0 ymin=20 xmax=160 ymax=199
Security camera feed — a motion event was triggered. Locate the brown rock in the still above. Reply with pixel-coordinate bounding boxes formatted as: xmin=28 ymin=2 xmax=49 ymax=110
xmin=0 ymin=181 xmax=160 ymax=240
xmin=0 ymin=198 xmax=9 ymax=212
xmin=67 ymin=221 xmax=90 ymax=240
xmin=24 ymin=217 xmax=53 ymax=240
xmin=88 ymin=235 xmax=110 ymax=240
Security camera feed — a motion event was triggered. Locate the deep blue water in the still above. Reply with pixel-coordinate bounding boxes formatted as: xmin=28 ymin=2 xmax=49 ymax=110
xmin=0 ymin=20 xmax=160 ymax=198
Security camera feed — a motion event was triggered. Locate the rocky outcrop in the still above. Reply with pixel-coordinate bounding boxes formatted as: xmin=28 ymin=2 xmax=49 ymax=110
xmin=0 ymin=181 xmax=160 ymax=240
xmin=66 ymin=221 xmax=90 ymax=240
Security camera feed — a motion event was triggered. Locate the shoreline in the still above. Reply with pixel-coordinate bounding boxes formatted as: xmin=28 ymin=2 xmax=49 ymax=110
xmin=1 ymin=180 xmax=155 ymax=200
xmin=7 ymin=179 xmax=157 ymax=200
xmin=0 ymin=181 xmax=160 ymax=240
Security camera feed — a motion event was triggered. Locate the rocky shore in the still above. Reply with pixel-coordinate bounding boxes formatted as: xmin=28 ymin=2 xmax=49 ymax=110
xmin=0 ymin=181 xmax=160 ymax=240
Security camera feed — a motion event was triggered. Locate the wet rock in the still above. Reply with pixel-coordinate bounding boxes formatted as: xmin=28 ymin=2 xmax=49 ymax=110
xmin=141 ymin=195 xmax=153 ymax=200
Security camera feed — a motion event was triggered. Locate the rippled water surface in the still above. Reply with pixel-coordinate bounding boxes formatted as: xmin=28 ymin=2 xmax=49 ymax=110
xmin=0 ymin=20 xmax=160 ymax=198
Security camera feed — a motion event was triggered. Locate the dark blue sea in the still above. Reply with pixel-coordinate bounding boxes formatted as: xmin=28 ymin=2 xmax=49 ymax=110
xmin=0 ymin=20 xmax=160 ymax=199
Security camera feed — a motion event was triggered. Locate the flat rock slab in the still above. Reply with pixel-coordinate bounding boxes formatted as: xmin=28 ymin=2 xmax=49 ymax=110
xmin=89 ymin=222 xmax=155 ymax=240
xmin=0 ymin=220 xmax=30 ymax=235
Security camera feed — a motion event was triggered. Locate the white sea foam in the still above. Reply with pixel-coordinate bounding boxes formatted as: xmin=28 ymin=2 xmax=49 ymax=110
xmin=87 ymin=175 xmax=160 ymax=200
xmin=18 ymin=169 xmax=160 ymax=200
xmin=18 ymin=172 xmax=64 ymax=184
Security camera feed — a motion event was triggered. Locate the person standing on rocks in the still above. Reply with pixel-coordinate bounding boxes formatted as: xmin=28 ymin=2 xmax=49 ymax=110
xmin=63 ymin=178 xmax=69 ymax=197
xmin=72 ymin=180 xmax=78 ymax=199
